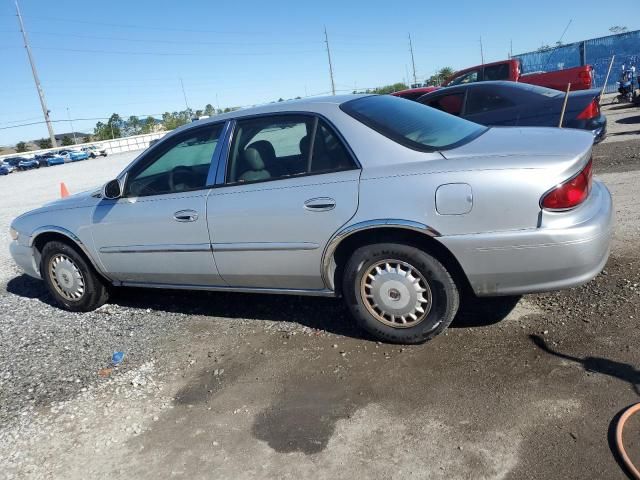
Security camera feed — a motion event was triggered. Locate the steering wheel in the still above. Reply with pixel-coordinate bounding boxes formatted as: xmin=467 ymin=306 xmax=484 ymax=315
xmin=168 ymin=165 xmax=195 ymax=192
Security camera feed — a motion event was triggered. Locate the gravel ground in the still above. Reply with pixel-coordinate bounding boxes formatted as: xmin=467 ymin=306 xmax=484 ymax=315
xmin=0 ymin=140 xmax=639 ymax=479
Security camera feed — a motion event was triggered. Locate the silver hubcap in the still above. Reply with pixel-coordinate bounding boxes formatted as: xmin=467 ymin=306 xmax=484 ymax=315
xmin=48 ymin=254 xmax=85 ymax=301
xmin=360 ymin=260 xmax=432 ymax=328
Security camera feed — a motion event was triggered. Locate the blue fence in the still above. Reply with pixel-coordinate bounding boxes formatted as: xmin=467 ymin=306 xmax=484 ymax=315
xmin=515 ymin=30 xmax=640 ymax=93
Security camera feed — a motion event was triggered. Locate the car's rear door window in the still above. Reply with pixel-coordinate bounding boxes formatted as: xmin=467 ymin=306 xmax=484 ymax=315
xmin=482 ymin=63 xmax=511 ymax=81
xmin=225 ymin=115 xmax=357 ymax=184
xmin=465 ymin=88 xmax=516 ymax=115
xmin=426 ymin=93 xmax=465 ymax=116
xmin=341 ymin=95 xmax=487 ymax=151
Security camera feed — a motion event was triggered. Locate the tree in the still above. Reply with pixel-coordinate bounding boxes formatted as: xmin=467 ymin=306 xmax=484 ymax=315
xmin=610 ymin=26 xmax=628 ymax=34
xmin=537 ymin=44 xmax=552 ymax=52
xmin=15 ymin=141 xmax=27 ymax=153
xmin=93 ymin=113 xmax=123 ymax=140
xmin=426 ymin=67 xmax=455 ymax=86
xmin=61 ymin=136 xmax=73 ymax=146
xmin=37 ymin=138 xmax=52 ymax=149
xmin=195 ymin=109 xmax=203 ymax=118
xmin=127 ymin=115 xmax=141 ymax=135
xmin=204 ymin=104 xmax=215 ymax=116
xmin=161 ymin=110 xmax=190 ymax=130
xmin=141 ymin=116 xmax=157 ymax=134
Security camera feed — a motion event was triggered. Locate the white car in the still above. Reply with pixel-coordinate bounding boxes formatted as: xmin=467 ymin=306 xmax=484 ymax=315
xmin=81 ymin=145 xmax=108 ymax=158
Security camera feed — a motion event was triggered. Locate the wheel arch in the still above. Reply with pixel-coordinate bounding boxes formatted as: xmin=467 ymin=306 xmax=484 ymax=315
xmin=30 ymin=226 xmax=111 ymax=282
xmin=323 ymin=220 xmax=472 ymax=295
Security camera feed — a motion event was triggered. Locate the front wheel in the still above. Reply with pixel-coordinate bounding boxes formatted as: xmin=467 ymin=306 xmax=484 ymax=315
xmin=40 ymin=241 xmax=110 ymax=311
xmin=343 ymin=243 xmax=459 ymax=344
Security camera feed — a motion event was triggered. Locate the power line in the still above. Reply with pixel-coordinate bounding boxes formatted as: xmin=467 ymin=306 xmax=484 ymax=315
xmin=31 ymin=45 xmax=322 ymax=57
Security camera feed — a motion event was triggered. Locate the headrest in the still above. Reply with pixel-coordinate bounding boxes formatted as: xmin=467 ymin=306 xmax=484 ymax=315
xmin=244 ymin=147 xmax=265 ymax=171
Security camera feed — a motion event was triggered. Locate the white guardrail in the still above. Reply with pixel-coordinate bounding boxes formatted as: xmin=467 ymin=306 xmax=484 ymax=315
xmin=0 ymin=131 xmax=168 ymax=161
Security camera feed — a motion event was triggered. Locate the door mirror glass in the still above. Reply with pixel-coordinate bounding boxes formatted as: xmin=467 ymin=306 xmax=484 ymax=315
xmin=103 ymin=179 xmax=122 ymax=199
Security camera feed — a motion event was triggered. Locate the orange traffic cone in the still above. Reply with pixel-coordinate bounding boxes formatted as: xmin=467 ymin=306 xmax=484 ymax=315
xmin=60 ymin=182 xmax=70 ymax=198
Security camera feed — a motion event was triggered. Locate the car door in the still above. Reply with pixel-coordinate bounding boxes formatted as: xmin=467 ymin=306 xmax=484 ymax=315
xmin=206 ymin=114 xmax=360 ymax=290
xmin=91 ymin=122 xmax=226 ymax=286
xmin=463 ymin=86 xmax=521 ymax=126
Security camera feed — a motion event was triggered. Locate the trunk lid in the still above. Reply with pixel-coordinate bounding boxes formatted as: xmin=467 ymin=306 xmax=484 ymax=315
xmin=440 ymin=126 xmax=593 ymax=180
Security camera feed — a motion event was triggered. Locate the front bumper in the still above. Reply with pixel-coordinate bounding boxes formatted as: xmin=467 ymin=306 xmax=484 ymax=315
xmin=9 ymin=241 xmax=41 ymax=279
xmin=438 ymin=180 xmax=614 ymax=296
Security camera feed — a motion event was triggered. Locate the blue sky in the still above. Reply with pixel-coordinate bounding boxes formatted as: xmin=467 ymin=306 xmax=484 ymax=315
xmin=0 ymin=0 xmax=630 ymax=145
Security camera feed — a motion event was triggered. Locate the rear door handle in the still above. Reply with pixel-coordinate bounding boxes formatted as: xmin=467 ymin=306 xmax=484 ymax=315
xmin=173 ymin=209 xmax=199 ymax=222
xmin=304 ymin=197 xmax=336 ymax=212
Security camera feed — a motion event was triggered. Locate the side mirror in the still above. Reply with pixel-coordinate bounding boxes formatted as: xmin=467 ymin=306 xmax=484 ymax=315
xmin=103 ymin=179 xmax=122 ymax=199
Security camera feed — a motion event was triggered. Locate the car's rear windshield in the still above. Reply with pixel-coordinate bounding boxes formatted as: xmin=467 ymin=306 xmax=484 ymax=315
xmin=340 ymin=95 xmax=488 ymax=151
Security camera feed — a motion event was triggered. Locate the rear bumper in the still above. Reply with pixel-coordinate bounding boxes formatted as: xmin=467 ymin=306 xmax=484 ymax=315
xmin=438 ymin=180 xmax=613 ymax=296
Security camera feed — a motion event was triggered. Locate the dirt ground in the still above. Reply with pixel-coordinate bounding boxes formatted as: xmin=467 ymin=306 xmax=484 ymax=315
xmin=0 ymin=137 xmax=639 ymax=479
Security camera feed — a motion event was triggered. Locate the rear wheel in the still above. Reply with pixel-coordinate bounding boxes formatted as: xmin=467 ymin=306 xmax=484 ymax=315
xmin=343 ymin=243 xmax=459 ymax=344
xmin=40 ymin=241 xmax=109 ymax=311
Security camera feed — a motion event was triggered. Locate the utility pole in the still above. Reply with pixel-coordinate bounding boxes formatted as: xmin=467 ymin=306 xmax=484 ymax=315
xmin=509 ymin=39 xmax=513 ymax=58
xmin=180 ymin=78 xmax=190 ymax=112
xmin=66 ymin=107 xmax=77 ymax=145
xmin=15 ymin=0 xmax=57 ymax=148
xmin=480 ymin=36 xmax=485 ymax=64
xmin=324 ymin=27 xmax=336 ymax=95
xmin=408 ymin=33 xmax=417 ymax=86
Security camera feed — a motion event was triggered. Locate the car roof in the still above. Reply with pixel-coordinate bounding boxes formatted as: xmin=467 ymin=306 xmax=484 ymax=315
xmin=180 ymin=94 xmax=367 ymax=131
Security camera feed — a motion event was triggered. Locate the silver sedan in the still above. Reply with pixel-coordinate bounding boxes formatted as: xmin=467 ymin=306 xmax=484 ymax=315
xmin=9 ymin=95 xmax=613 ymax=344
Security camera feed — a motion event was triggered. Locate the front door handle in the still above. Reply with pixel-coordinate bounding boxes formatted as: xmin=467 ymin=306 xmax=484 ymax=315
xmin=173 ymin=209 xmax=199 ymax=222
xmin=304 ymin=197 xmax=336 ymax=212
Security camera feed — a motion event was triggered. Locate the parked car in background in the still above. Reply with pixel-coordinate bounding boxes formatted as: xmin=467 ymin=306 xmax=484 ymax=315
xmin=444 ymin=59 xmax=594 ymax=91
xmin=58 ymin=150 xmax=89 ymax=162
xmin=9 ymin=95 xmax=613 ymax=344
xmin=46 ymin=155 xmax=66 ymax=167
xmin=391 ymin=86 xmax=439 ymax=101
xmin=81 ymin=145 xmax=108 ymax=158
xmin=0 ymin=163 xmax=16 ymax=175
xmin=3 ymin=157 xmax=26 ymax=167
xmin=416 ymin=81 xmax=606 ymax=143
xmin=17 ymin=158 xmax=40 ymax=170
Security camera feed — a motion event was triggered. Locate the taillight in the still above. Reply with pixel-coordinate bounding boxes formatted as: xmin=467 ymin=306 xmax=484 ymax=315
xmin=577 ymin=99 xmax=600 ymax=120
xmin=541 ymin=159 xmax=593 ymax=210
xmin=579 ymin=70 xmax=592 ymax=86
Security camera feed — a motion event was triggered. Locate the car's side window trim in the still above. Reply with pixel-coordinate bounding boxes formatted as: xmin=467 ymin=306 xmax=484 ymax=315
xmin=121 ymin=122 xmax=225 ymax=198
xmin=212 ymin=112 xmax=360 ymax=188
xmin=206 ymin=120 xmax=233 ymax=186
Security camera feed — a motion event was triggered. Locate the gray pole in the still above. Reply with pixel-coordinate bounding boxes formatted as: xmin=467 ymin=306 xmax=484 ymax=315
xmin=408 ymin=33 xmax=417 ymax=86
xmin=480 ymin=36 xmax=485 ymax=64
xmin=180 ymin=78 xmax=190 ymax=112
xmin=15 ymin=0 xmax=57 ymax=148
xmin=324 ymin=27 xmax=336 ymax=96
xmin=66 ymin=108 xmax=77 ymax=145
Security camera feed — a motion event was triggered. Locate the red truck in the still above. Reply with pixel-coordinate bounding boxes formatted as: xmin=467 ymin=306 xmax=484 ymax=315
xmin=393 ymin=59 xmax=594 ymax=100
xmin=444 ymin=59 xmax=594 ymax=91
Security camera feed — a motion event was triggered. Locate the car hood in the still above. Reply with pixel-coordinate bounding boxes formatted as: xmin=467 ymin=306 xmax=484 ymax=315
xmin=41 ymin=187 xmax=102 ymax=210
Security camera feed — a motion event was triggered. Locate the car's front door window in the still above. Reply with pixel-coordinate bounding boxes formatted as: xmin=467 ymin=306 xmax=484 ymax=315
xmin=126 ymin=124 xmax=223 ymax=197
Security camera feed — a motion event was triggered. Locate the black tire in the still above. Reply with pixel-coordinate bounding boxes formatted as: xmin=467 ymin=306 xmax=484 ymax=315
xmin=40 ymin=241 xmax=110 ymax=312
xmin=343 ymin=243 xmax=459 ymax=344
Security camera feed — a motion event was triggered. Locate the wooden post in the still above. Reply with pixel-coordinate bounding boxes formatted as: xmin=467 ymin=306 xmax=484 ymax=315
xmin=559 ymin=83 xmax=572 ymax=128
xmin=601 ymin=55 xmax=616 ymax=97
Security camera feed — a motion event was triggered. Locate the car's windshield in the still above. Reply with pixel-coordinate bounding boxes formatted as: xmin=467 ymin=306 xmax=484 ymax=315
xmin=341 ymin=95 xmax=488 ymax=151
